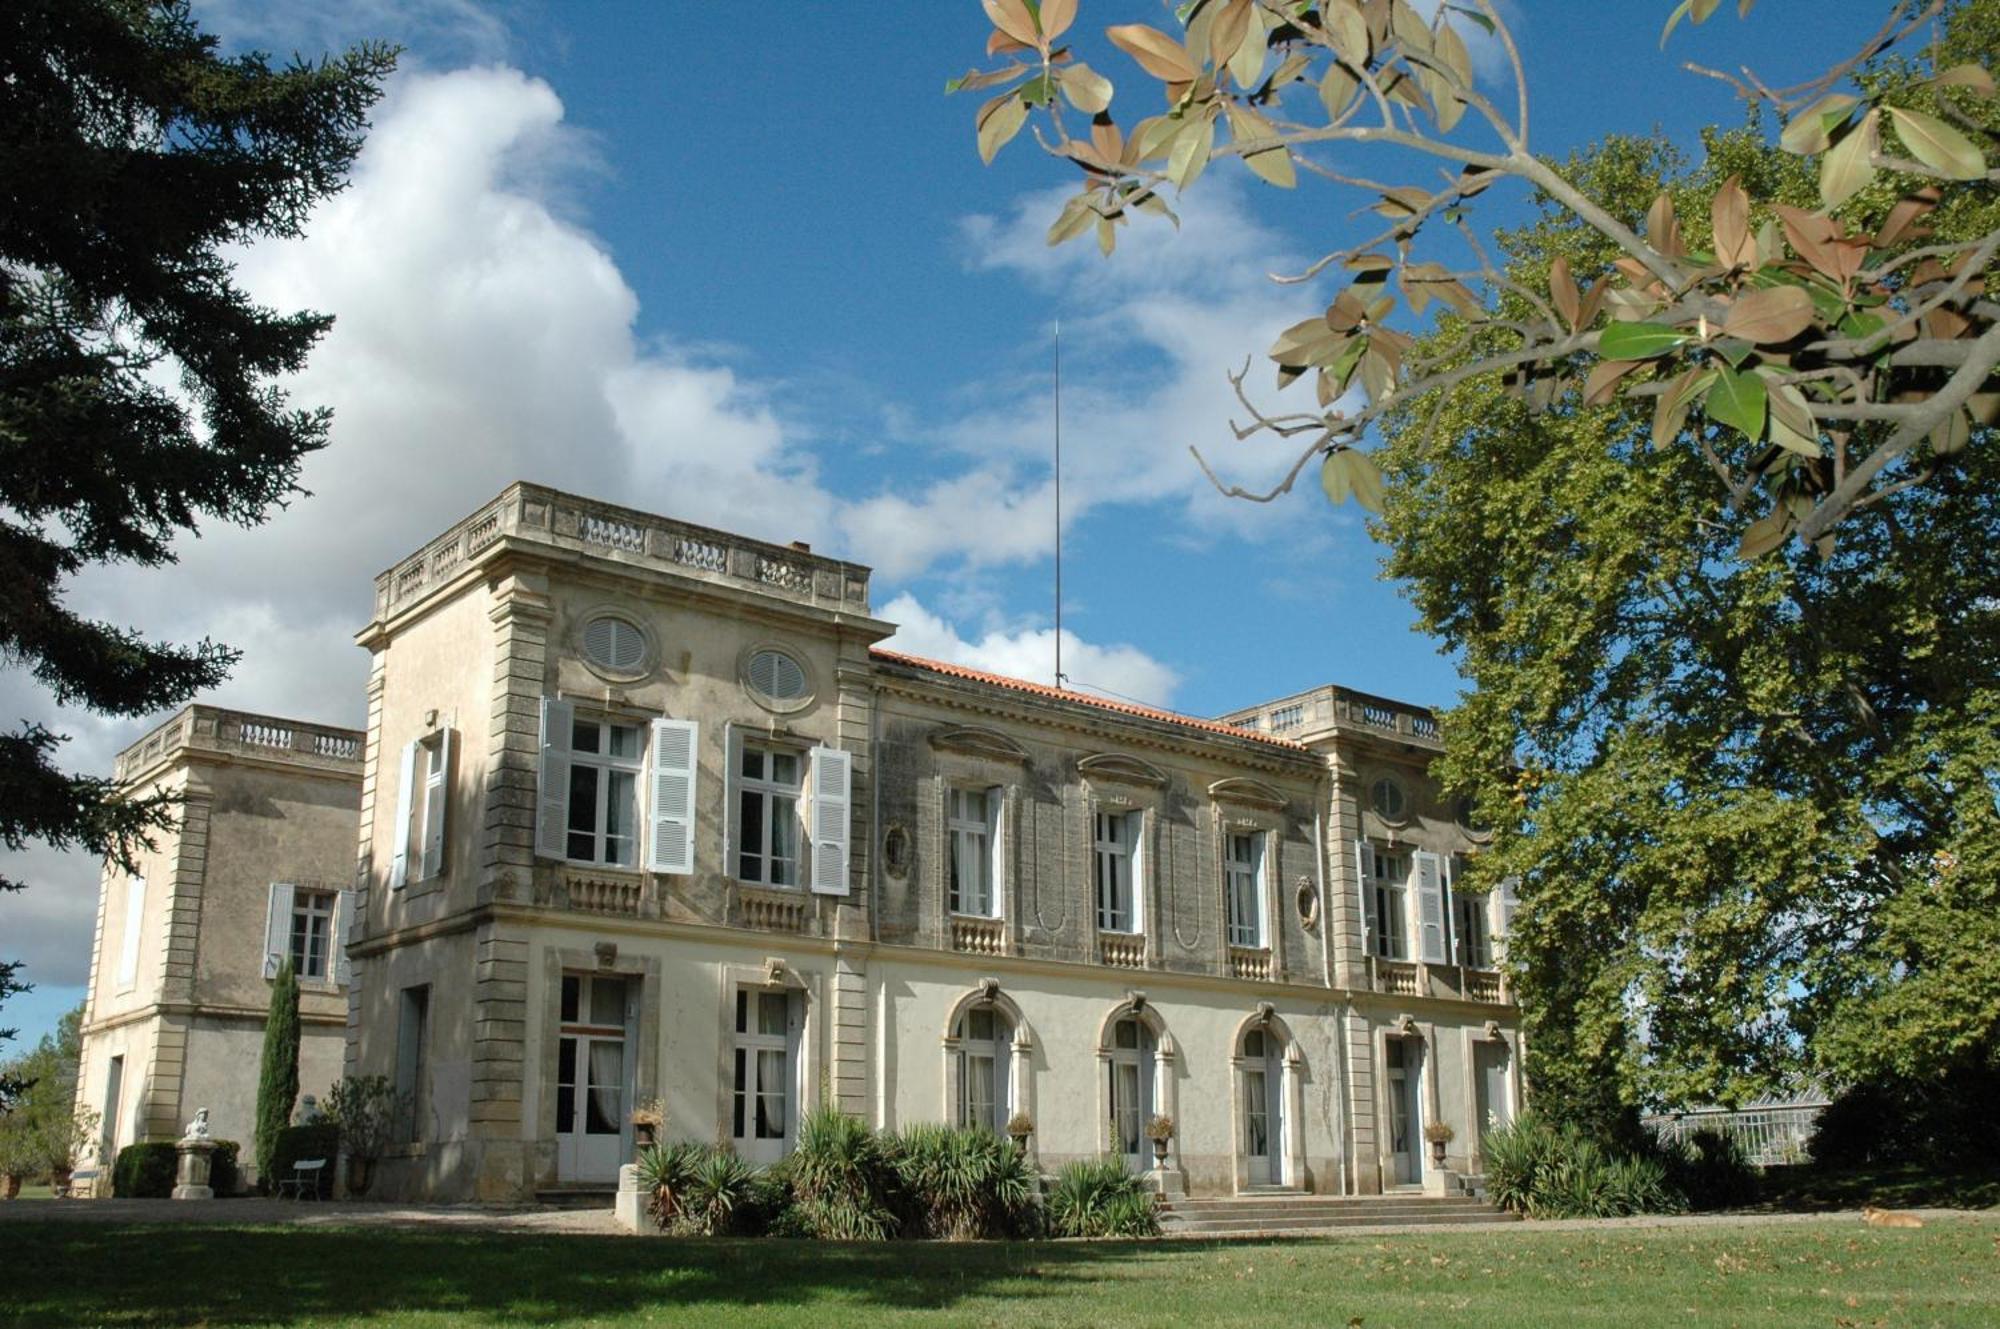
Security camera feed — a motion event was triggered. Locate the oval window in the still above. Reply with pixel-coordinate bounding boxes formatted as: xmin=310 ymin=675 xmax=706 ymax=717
xmin=747 ymin=648 xmax=809 ymax=703
xmin=581 ymin=616 xmax=648 ymax=673
xmin=1370 ymin=776 xmax=1408 ymax=822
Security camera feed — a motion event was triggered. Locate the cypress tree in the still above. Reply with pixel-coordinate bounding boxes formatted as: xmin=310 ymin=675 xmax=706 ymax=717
xmin=254 ymin=959 xmax=301 ymax=1189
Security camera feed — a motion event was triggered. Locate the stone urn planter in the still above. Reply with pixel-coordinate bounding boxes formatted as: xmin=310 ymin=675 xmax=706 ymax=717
xmin=630 ymin=1099 xmax=664 ymax=1154
xmin=1006 ymin=1112 xmax=1034 ymax=1158
xmin=1145 ymin=1114 xmax=1175 ymax=1167
xmin=1424 ymin=1121 xmax=1456 ymax=1169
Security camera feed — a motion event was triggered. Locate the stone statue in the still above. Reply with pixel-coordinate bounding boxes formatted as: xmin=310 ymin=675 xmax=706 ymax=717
xmin=295 ymin=1094 xmax=323 ymax=1126
xmin=182 ymin=1107 xmax=211 ymax=1141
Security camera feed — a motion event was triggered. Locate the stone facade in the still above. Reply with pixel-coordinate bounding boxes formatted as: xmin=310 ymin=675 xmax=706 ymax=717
xmin=76 ymin=481 xmax=1523 ymax=1203
xmin=73 ymin=707 xmax=363 ymax=1187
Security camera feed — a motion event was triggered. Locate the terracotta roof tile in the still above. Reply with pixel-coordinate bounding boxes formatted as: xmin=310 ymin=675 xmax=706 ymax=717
xmin=869 ymin=648 xmax=1312 ymax=752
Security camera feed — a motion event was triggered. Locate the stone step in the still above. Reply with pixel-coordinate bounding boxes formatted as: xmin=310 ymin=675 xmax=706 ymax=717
xmin=534 ymin=1186 xmax=616 ymax=1210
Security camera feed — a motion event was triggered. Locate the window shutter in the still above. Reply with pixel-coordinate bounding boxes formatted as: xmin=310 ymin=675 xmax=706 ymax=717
xmin=721 ymin=722 xmax=738 ymax=878
xmin=1442 ymin=855 xmax=1462 ymax=965
xmin=646 ymin=718 xmax=700 ymax=874
xmin=1415 ymin=851 xmax=1448 ymax=965
xmin=388 ymin=740 xmax=417 ymax=888
xmin=536 ymin=697 xmax=575 ymax=859
xmin=333 ymin=889 xmax=357 ymax=986
xmin=987 ymin=787 xmax=1005 ymax=917
xmin=808 ymin=745 xmax=852 ymax=895
xmin=264 ymin=883 xmax=296 ymax=979
xmin=1354 ymin=840 xmax=1377 ymax=955
xmin=420 ymin=729 xmax=452 ymax=881
xmin=1495 ymin=875 xmax=1521 ymax=961
xmin=117 ymin=875 xmax=146 ymax=987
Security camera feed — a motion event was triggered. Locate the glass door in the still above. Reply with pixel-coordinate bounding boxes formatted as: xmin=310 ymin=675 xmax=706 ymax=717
xmin=1386 ymin=1037 xmax=1424 ymax=1187
xmin=556 ymin=973 xmax=630 ymax=1183
xmin=1242 ymin=1029 xmax=1282 ymax=1185
xmin=1108 ymin=1017 xmax=1154 ymax=1171
xmin=732 ymin=989 xmax=797 ymax=1165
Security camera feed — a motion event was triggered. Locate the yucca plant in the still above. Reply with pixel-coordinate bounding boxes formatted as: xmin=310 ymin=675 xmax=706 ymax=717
xmin=785 ymin=1105 xmax=899 ymax=1240
xmin=892 ymin=1123 xmax=1038 ymax=1239
xmin=634 ymin=1139 xmax=708 ymax=1230
xmin=682 ymin=1148 xmax=759 ymax=1236
xmin=1047 ymin=1157 xmax=1157 ymax=1238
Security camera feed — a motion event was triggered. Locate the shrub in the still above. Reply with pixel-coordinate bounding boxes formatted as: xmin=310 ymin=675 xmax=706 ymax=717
xmin=785 ymin=1106 xmax=900 ymax=1240
xmin=1047 ymin=1157 xmax=1158 ymax=1238
xmin=636 ymin=1139 xmax=710 ymax=1230
xmin=270 ymin=1122 xmax=340 ymax=1198
xmin=112 ymin=1142 xmax=178 ymax=1198
xmin=321 ymin=1076 xmax=406 ymax=1162
xmin=1484 ymin=1113 xmax=1685 ymax=1219
xmin=891 ymin=1123 xmax=1039 ymax=1239
xmin=681 ymin=1148 xmax=761 ymax=1236
xmin=1810 ymin=1060 xmax=2000 ymax=1171
xmin=1662 ymin=1127 xmax=1758 ymax=1210
xmin=209 ymin=1140 xmax=241 ymax=1197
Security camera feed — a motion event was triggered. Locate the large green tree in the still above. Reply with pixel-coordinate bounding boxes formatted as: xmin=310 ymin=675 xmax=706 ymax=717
xmin=0 ymin=0 xmax=393 ymax=1087
xmin=254 ymin=959 xmax=300 ymax=1187
xmin=955 ymin=0 xmax=1998 ymax=1124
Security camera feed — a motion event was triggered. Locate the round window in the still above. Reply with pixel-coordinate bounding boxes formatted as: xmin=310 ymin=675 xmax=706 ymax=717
xmin=581 ymin=615 xmax=648 ymax=673
xmin=1370 ymin=775 xmax=1408 ymax=822
xmin=746 ymin=649 xmax=809 ymax=703
xmin=1296 ymin=878 xmax=1321 ymax=929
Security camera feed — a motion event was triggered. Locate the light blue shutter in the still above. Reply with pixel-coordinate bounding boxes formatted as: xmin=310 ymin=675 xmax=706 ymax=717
xmin=419 ymin=729 xmax=452 ymax=881
xmin=333 ymin=889 xmax=357 ymax=986
xmin=263 ymin=883 xmax=295 ymax=979
xmin=647 ymin=718 xmax=699 ymax=874
xmin=536 ymin=698 xmax=574 ymax=859
xmin=808 ymin=745 xmax=852 ymax=895
xmin=1415 ymin=851 xmax=1448 ymax=965
xmin=1495 ymin=875 xmax=1521 ymax=961
xmin=388 ymin=740 xmax=417 ymax=888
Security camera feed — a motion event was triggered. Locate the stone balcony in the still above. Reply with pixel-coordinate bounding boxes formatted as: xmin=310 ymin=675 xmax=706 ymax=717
xmin=1099 ymin=935 xmax=1145 ymax=969
xmin=1367 ymin=956 xmax=1511 ymax=1005
xmin=1217 ymin=683 xmax=1443 ymax=750
xmin=372 ymin=482 xmax=874 ymax=623
xmin=950 ymin=915 xmax=1007 ymax=956
xmin=114 ymin=705 xmax=364 ymax=785
xmin=1228 ymin=946 xmax=1274 ymax=981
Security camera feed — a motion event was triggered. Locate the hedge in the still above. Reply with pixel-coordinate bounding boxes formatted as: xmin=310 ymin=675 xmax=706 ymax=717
xmin=210 ymin=1139 xmax=241 ymax=1197
xmin=112 ymin=1142 xmax=178 ymax=1198
xmin=269 ymin=1123 xmax=340 ymax=1197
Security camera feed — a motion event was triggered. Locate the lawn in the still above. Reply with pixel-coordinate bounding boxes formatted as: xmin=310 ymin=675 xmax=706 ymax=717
xmin=4 ymin=1215 xmax=1997 ymax=1328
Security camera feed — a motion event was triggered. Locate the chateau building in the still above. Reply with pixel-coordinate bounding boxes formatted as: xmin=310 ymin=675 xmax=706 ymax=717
xmin=75 ymin=482 xmax=1520 ymax=1200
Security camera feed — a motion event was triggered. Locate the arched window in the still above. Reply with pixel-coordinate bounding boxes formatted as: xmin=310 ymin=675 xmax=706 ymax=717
xmin=1107 ymin=1016 xmax=1156 ymax=1167
xmin=953 ymin=1005 xmax=1013 ymax=1132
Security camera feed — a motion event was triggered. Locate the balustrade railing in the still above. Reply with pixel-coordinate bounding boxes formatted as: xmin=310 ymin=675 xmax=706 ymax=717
xmin=1229 ymin=946 xmax=1274 ymax=981
xmin=1099 ymin=935 xmax=1145 ymax=969
xmin=950 ymin=916 xmax=1007 ymax=956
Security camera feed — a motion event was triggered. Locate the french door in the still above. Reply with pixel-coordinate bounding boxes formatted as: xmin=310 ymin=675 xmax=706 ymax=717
xmin=732 ymin=988 xmax=799 ymax=1165
xmin=1242 ymin=1029 xmax=1283 ymax=1185
xmin=556 ymin=973 xmax=631 ymax=1183
xmin=1108 ymin=1017 xmax=1155 ymax=1171
xmin=1386 ymin=1036 xmax=1424 ymax=1187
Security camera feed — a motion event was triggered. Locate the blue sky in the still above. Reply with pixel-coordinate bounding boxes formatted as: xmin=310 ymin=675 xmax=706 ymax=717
xmin=0 ymin=1 xmax=1861 ymax=1049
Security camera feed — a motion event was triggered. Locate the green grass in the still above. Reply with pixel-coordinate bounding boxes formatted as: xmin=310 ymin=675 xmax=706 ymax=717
xmin=4 ymin=1216 xmax=1997 ymax=1327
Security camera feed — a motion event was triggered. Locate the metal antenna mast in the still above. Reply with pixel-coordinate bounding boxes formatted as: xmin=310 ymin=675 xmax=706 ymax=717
xmin=1053 ymin=317 xmax=1066 ymax=690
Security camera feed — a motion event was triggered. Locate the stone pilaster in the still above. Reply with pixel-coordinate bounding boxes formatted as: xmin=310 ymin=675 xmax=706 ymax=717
xmin=830 ymin=947 xmax=869 ymax=1115
xmin=1323 ymin=748 xmax=1367 ymax=989
xmin=157 ymin=782 xmax=213 ymax=1007
xmin=481 ymin=572 xmax=553 ymax=906
xmin=468 ymin=928 xmax=529 ymax=1140
xmin=345 ymin=655 xmax=388 ymax=1081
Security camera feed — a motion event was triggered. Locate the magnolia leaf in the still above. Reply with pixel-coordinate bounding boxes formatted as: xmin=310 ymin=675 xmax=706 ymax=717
xmin=1209 ymin=0 xmax=1254 ymax=67
xmin=1446 ymin=5 xmax=1496 ymax=35
xmin=1710 ymin=175 xmax=1755 ymax=269
xmin=1319 ymin=62 xmax=1360 ymax=120
xmin=1819 ymin=109 xmax=1879 ymax=210
xmin=1040 ymin=0 xmax=1079 ymax=43
xmin=1374 ymin=185 xmax=1432 ymax=219
xmin=1706 ymin=365 xmax=1767 ymax=441
xmin=1778 ymin=94 xmax=1857 ymax=155
xmin=1767 ymin=382 xmax=1821 ymax=457
xmin=1058 ymin=63 xmax=1114 ymax=114
xmin=1243 ymin=144 xmax=1295 ymax=188
xmin=1167 ymin=112 xmax=1216 ymax=190
xmin=1347 ymin=450 xmax=1386 ymax=512
xmin=1549 ymin=255 xmax=1581 ymax=330
xmin=1270 ymin=316 xmax=1341 ymax=363
xmin=1737 ymin=508 xmax=1790 ymax=560
xmin=1437 ymin=18 xmax=1473 ymax=88
xmin=1652 ymin=367 xmax=1714 ymax=449
xmin=1106 ymin=24 xmax=1198 ymax=84
xmin=1581 ymin=358 xmax=1641 ymax=407
xmin=976 ymin=93 xmax=1028 ymax=164
xmin=1319 ymin=449 xmax=1351 ymax=506
xmin=1325 ymin=0 xmax=1371 ymax=65
xmin=1884 ymin=105 xmax=1988 ymax=180
xmin=1096 ymin=215 xmax=1117 ymax=256
xmin=1596 ymin=321 xmax=1693 ymax=359
xmin=1930 ymin=407 xmax=1972 ymax=455
xmin=1047 ymin=196 xmax=1096 ymax=247
xmin=1358 ymin=346 xmax=1395 ymax=403
xmin=1874 ymin=188 xmax=1940 ymax=248
xmin=1646 ymin=191 xmax=1683 ymax=257
xmin=1135 ymin=114 xmax=1186 ymax=162
xmin=1932 ymin=62 xmax=1996 ymax=96
xmin=1227 ymin=7 xmax=1269 ymax=90
xmin=981 ymin=0 xmax=1041 ymax=49
xmin=1389 ymin=1 xmax=1433 ymax=54
xmin=1722 ymin=286 xmax=1814 ymax=344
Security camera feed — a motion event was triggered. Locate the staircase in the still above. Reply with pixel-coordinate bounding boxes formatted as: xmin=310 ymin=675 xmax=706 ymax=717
xmin=1158 ymin=1189 xmax=1516 ymax=1238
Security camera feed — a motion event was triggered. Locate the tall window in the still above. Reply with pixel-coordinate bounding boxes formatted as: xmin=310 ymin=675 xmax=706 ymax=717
xmin=949 ymin=788 xmax=997 ymax=917
xmin=567 ymin=717 xmax=641 ymax=865
xmin=409 ymin=732 xmax=448 ymax=879
xmin=1454 ymin=887 xmax=1492 ymax=968
xmin=1369 ymin=848 xmax=1409 ymax=960
xmin=289 ymin=890 xmax=337 ymax=980
xmin=732 ymin=989 xmax=794 ymax=1152
xmin=737 ymin=744 xmax=802 ymax=886
xmin=1108 ymin=1017 xmax=1154 ymax=1162
xmin=1225 ymin=832 xmax=1264 ymax=948
xmin=955 ymin=1006 xmax=1011 ymax=1132
xmin=396 ymin=986 xmax=430 ymax=1144
xmin=1095 ymin=811 xmax=1139 ymax=933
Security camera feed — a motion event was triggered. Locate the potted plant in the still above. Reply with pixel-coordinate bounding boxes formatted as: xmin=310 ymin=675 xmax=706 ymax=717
xmin=630 ymin=1098 xmax=665 ymax=1150
xmin=1424 ymin=1120 xmax=1456 ymax=1166
xmin=1144 ymin=1114 xmax=1175 ymax=1166
xmin=322 ymin=1075 xmax=406 ymax=1198
xmin=1004 ymin=1110 xmax=1034 ymax=1155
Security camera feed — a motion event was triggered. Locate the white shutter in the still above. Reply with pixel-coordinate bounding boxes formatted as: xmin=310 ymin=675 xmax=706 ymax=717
xmin=1442 ymin=854 xmax=1461 ymax=965
xmin=720 ymin=722 xmax=738 ymax=880
xmin=263 ymin=883 xmax=296 ymax=979
xmin=647 ymin=718 xmax=700 ymax=874
xmin=1415 ymin=850 xmax=1448 ymax=965
xmin=1354 ymin=840 xmax=1376 ymax=956
xmin=420 ymin=729 xmax=452 ymax=880
xmin=536 ymin=697 xmax=575 ymax=859
xmin=987 ymin=786 xmax=1005 ymax=917
xmin=332 ymin=889 xmax=357 ymax=986
xmin=116 ymin=875 xmax=145 ymax=987
xmin=808 ymin=744 xmax=852 ymax=895
xmin=388 ymin=740 xmax=417 ymax=888
xmin=1495 ymin=875 xmax=1521 ymax=961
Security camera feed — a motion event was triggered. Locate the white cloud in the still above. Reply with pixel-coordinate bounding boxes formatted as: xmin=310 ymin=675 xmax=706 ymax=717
xmin=879 ymin=593 xmax=1181 ymax=711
